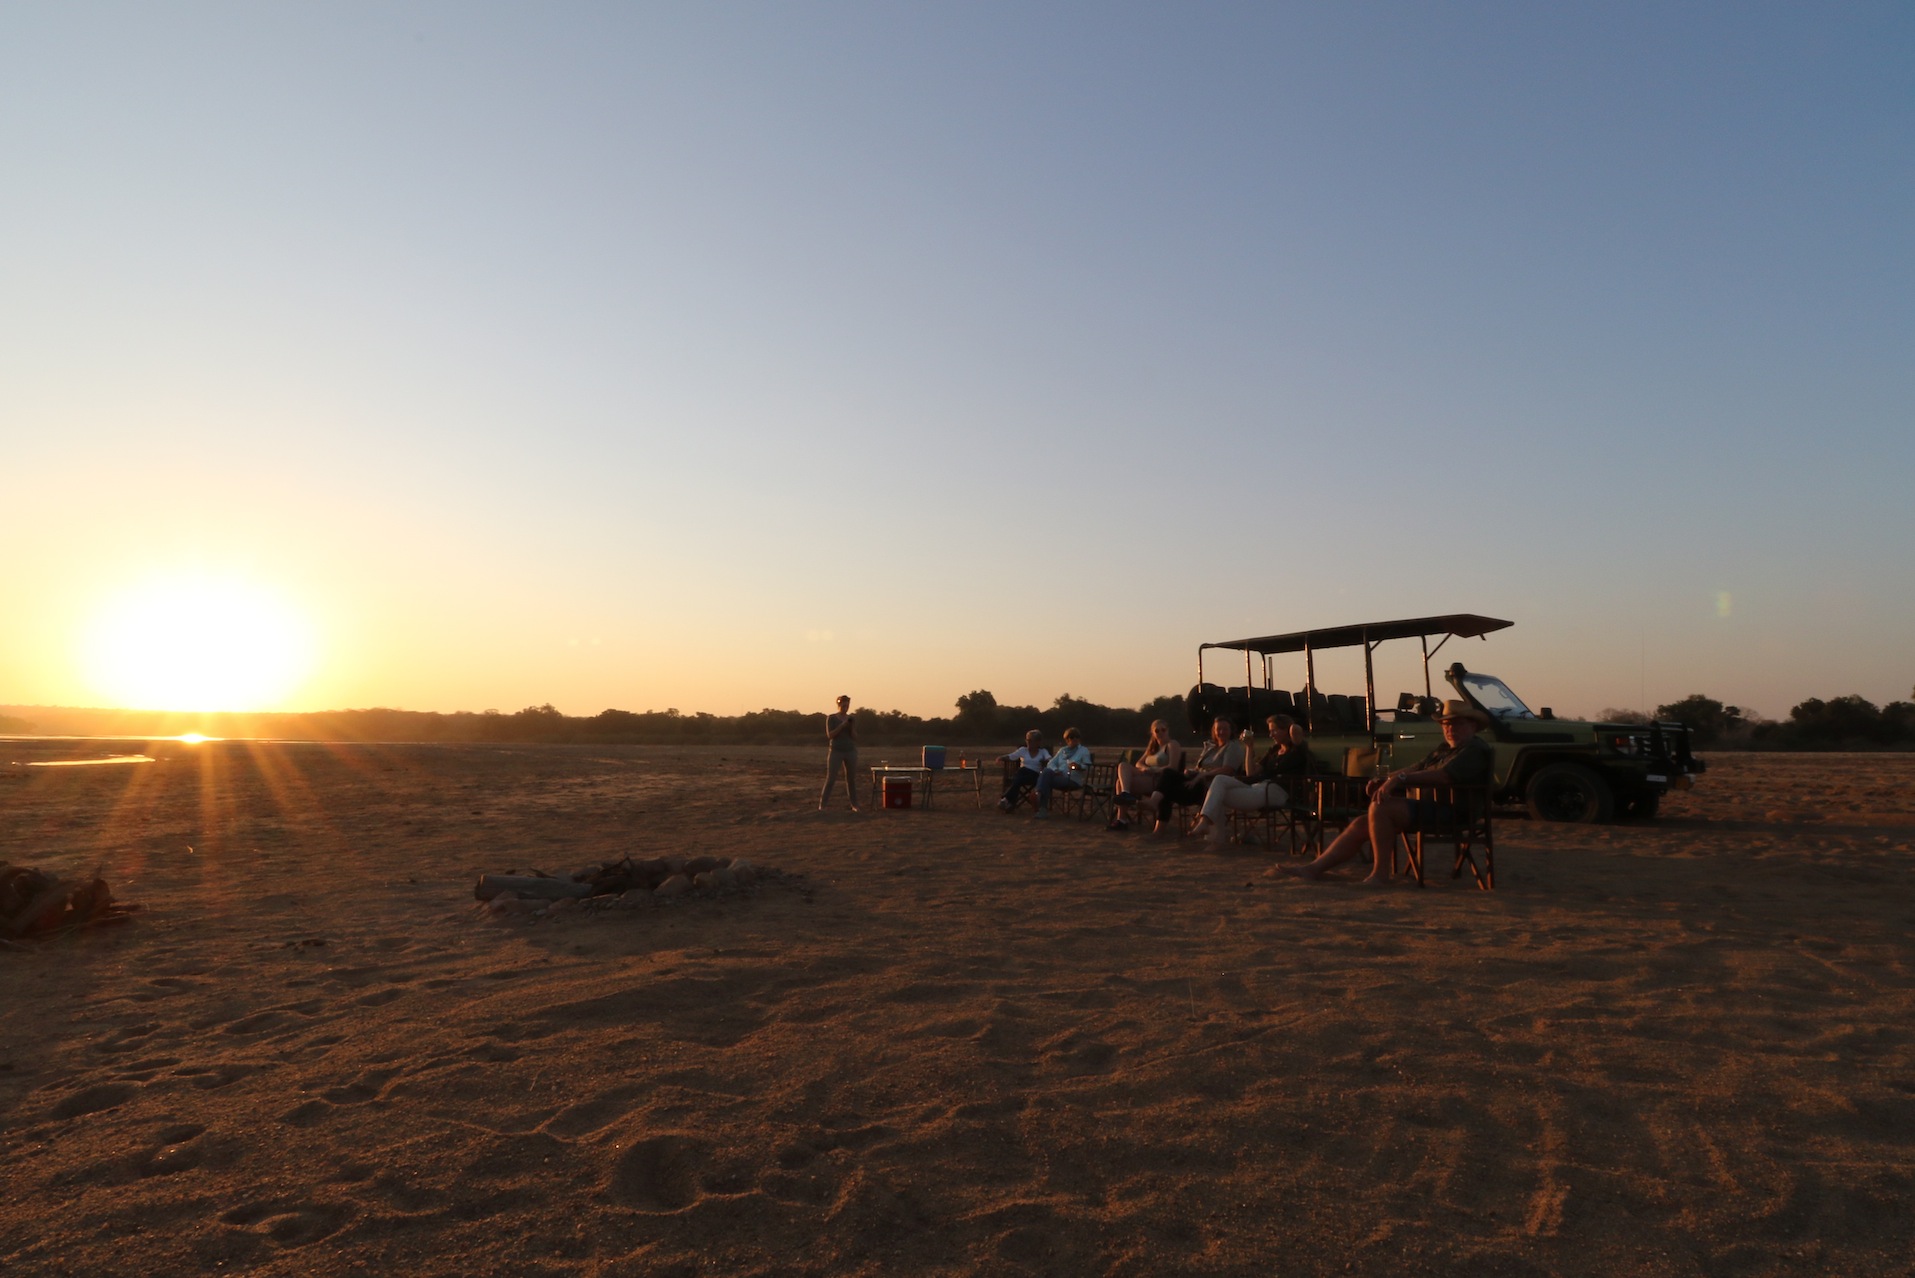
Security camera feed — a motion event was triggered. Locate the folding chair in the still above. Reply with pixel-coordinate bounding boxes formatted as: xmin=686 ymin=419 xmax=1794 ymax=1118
xmin=1303 ymin=775 xmax=1372 ymax=857
xmin=1227 ymin=785 xmax=1309 ymax=854
xmin=999 ymin=758 xmax=1039 ymax=811
xmin=1392 ymin=783 xmax=1495 ymax=889
xmin=1039 ymin=755 xmax=1100 ymax=819
xmin=1072 ymin=760 xmax=1117 ymax=823
xmin=1000 ymin=756 xmax=1096 ymax=816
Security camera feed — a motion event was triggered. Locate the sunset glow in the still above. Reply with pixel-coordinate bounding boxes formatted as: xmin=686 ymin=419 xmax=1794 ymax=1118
xmin=80 ymin=575 xmax=315 ymax=713
xmin=3 ymin=6 xmax=1910 ymax=722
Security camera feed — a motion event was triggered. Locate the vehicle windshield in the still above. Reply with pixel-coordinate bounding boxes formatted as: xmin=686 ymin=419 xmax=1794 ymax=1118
xmin=1457 ymin=671 xmax=1535 ymax=720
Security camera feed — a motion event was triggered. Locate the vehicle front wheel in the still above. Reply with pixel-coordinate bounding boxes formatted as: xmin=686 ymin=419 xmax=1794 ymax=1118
xmin=1525 ymin=763 xmax=1615 ymax=823
xmin=1624 ymin=791 xmax=1661 ymax=820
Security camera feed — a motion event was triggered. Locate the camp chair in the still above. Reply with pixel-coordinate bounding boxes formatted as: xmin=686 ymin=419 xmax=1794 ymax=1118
xmin=1391 ymin=782 xmax=1495 ymax=889
xmin=1302 ymin=774 xmax=1372 ymax=856
xmin=999 ymin=755 xmax=1094 ymax=816
xmin=1072 ymin=760 xmax=1117 ymax=823
xmin=999 ymin=757 xmax=1042 ymax=811
xmin=1225 ymin=781 xmax=1310 ymax=854
xmin=1039 ymin=754 xmax=1100 ymax=819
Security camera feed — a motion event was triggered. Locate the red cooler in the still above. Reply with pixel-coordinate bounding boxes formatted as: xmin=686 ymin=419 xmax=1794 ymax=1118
xmin=882 ymin=776 xmax=913 ymax=809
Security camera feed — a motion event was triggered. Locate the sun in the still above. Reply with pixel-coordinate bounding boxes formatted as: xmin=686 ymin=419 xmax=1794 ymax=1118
xmin=81 ymin=573 xmax=317 ymax=712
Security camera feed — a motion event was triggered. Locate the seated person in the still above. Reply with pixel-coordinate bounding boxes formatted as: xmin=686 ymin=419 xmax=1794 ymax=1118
xmin=1189 ymin=713 xmax=1307 ymax=848
xmin=1142 ymin=715 xmax=1248 ymax=834
xmin=997 ymin=730 xmax=1052 ymax=812
xmin=1108 ymin=720 xmax=1185 ymax=831
xmin=1033 ymin=727 xmax=1092 ymax=817
xmin=1279 ymin=700 xmax=1493 ymax=885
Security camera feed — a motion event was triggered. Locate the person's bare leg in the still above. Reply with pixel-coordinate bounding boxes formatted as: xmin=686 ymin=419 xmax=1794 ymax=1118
xmin=1276 ymin=818 xmax=1371 ymax=879
xmin=1361 ymin=798 xmax=1411 ymax=884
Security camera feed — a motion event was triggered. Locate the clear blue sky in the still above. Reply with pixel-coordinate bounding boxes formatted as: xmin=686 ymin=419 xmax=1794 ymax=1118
xmin=3 ymin=2 xmax=1910 ymax=721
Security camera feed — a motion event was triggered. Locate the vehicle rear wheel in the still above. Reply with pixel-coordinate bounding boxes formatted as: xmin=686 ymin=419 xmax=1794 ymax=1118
xmin=1525 ymin=763 xmax=1615 ymax=823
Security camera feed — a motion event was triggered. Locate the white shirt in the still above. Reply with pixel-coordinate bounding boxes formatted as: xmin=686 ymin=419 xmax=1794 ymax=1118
xmin=1004 ymin=746 xmax=1052 ymax=771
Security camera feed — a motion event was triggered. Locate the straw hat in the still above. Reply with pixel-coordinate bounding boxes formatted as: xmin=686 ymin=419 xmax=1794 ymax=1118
xmin=1437 ymin=699 xmax=1491 ymax=727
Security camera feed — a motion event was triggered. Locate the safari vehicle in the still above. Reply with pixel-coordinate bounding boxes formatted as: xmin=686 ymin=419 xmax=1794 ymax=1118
xmin=1184 ymin=614 xmax=1704 ymax=823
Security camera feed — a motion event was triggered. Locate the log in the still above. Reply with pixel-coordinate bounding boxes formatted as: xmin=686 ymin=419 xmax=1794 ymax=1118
xmin=2 ymin=878 xmax=72 ymax=939
xmin=474 ymin=875 xmax=595 ymax=902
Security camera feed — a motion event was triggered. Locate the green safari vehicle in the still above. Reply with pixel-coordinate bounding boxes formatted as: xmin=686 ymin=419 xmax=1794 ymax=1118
xmin=1184 ymin=614 xmax=1705 ymax=823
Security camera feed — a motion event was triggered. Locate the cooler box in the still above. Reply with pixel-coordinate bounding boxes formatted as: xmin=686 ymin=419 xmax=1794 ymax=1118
xmin=882 ymin=776 xmax=914 ymax=809
xmin=921 ymin=745 xmax=946 ymax=771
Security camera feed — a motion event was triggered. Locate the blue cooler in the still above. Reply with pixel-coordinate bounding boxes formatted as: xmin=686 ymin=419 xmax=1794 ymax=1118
xmin=921 ymin=745 xmax=947 ymax=771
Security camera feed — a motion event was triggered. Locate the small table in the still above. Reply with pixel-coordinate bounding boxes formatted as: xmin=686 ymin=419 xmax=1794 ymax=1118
xmin=869 ymin=763 xmax=986 ymax=811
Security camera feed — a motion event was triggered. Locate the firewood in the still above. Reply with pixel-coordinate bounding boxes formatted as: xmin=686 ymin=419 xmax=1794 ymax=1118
xmin=474 ymin=874 xmax=595 ymax=902
xmin=2 ymin=879 xmax=73 ymax=939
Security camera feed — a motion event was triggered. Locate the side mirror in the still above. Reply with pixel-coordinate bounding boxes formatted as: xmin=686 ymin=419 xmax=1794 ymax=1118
xmin=1539 ymin=707 xmax=1555 ymax=720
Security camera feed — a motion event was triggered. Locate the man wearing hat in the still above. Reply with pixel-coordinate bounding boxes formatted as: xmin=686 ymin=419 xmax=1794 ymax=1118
xmin=1279 ymin=699 xmax=1495 ymax=885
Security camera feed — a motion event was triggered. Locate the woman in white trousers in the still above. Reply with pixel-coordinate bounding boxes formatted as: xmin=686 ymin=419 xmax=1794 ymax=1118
xmin=1190 ymin=714 xmax=1306 ymax=848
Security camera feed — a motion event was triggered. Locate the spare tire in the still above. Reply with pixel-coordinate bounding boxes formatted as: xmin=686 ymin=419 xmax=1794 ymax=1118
xmin=1185 ymin=684 xmax=1224 ymax=735
xmin=1524 ymin=763 xmax=1614 ymax=823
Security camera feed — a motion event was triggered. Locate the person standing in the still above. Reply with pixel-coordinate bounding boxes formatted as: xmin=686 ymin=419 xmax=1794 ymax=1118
xmin=820 ymin=694 xmax=861 ymax=811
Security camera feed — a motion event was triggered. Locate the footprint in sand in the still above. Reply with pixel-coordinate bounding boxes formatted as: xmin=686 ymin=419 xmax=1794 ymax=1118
xmin=50 ymin=1082 xmax=138 ymax=1120
xmin=93 ymin=1023 xmax=162 ymax=1054
xmin=220 ymin=1200 xmax=354 ymax=1248
xmin=606 ymin=1134 xmax=711 ymax=1211
xmin=279 ymin=1099 xmax=333 ymax=1127
xmin=112 ymin=1056 xmax=183 ymax=1081
xmin=543 ymin=1085 xmax=649 ymax=1137
xmin=221 ymin=1011 xmax=286 ymax=1036
xmin=775 ymin=1142 xmax=819 ymax=1170
xmin=321 ymin=1067 xmax=402 ymax=1104
xmin=367 ymin=1170 xmax=452 ymax=1213
xmin=176 ymin=1062 xmax=266 ymax=1090
xmin=464 ymin=1039 xmax=522 ymax=1063
xmin=1042 ymin=1033 xmax=1118 ymax=1076
xmin=141 ymin=1123 xmax=208 ymax=1177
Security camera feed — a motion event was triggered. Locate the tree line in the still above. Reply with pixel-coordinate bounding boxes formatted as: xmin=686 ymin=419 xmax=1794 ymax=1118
xmin=0 ymin=691 xmax=1189 ymax=749
xmin=6 ymin=688 xmax=1911 ymax=749
xmin=1603 ymin=692 xmax=1915 ymax=750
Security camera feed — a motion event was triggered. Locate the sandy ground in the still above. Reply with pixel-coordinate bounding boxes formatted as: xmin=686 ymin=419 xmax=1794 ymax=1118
xmin=1 ymin=739 xmax=1912 ymax=1277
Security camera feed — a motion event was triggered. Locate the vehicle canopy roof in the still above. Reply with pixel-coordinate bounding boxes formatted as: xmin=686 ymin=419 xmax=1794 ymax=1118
xmin=1200 ymin=613 xmax=1512 ymax=657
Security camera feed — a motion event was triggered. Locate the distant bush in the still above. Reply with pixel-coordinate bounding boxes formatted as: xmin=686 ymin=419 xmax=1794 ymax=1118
xmin=1750 ymin=694 xmax=1915 ymax=750
xmin=1653 ymin=695 xmax=1746 ymax=747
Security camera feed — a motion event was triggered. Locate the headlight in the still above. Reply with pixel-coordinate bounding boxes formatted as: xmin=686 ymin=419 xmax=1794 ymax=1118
xmin=1604 ymin=734 xmax=1642 ymax=755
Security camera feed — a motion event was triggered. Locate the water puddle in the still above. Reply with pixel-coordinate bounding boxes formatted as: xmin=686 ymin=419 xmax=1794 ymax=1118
xmin=25 ymin=755 xmax=156 ymax=768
